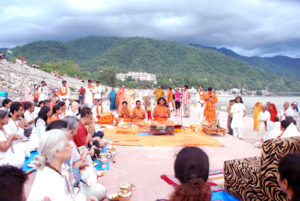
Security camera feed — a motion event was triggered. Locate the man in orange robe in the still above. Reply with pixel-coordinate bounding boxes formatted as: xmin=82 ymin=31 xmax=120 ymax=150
xmin=92 ymin=99 xmax=104 ymax=123
xmin=167 ymin=87 xmax=175 ymax=111
xmin=58 ymin=80 xmax=70 ymax=108
xmin=131 ymin=100 xmax=146 ymax=125
xmin=118 ymin=100 xmax=133 ymax=122
xmin=116 ymin=85 xmax=127 ymax=109
xmin=204 ymin=87 xmax=218 ymax=125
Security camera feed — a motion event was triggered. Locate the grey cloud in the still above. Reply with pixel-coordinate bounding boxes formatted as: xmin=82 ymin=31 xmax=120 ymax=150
xmin=0 ymin=0 xmax=300 ymax=57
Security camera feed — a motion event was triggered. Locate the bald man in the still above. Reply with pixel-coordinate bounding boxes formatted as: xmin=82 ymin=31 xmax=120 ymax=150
xmin=280 ymin=102 xmax=294 ymax=120
xmin=66 ymin=102 xmax=80 ymax=117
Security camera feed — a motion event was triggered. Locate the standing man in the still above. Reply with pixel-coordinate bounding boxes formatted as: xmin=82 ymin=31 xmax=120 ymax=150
xmin=94 ymin=81 xmax=103 ymax=100
xmin=38 ymin=81 xmax=49 ymax=102
xmin=204 ymin=87 xmax=218 ymax=126
xmin=291 ymin=102 xmax=300 ymax=129
xmin=153 ymin=85 xmax=165 ymax=103
xmin=78 ymin=86 xmax=85 ymax=105
xmin=280 ymin=102 xmax=294 ymax=120
xmin=116 ymin=85 xmax=127 ymax=109
xmin=182 ymin=85 xmax=191 ymax=118
xmin=167 ymin=87 xmax=175 ymax=112
xmin=143 ymin=85 xmax=152 ymax=111
xmin=84 ymin=80 xmax=95 ymax=107
xmin=196 ymin=85 xmax=206 ymax=122
xmin=58 ymin=80 xmax=70 ymax=108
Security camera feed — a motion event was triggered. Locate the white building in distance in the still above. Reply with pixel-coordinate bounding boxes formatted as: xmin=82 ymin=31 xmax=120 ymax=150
xmin=116 ymin=72 xmax=157 ymax=82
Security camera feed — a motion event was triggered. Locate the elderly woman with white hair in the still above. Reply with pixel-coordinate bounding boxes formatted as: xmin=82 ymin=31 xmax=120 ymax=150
xmin=27 ymin=129 xmax=88 ymax=201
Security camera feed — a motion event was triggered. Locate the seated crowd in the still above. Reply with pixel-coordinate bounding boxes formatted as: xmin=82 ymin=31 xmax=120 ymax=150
xmin=0 ymin=93 xmax=299 ymax=201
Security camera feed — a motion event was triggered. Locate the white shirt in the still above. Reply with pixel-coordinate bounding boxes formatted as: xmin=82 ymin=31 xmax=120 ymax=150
xmin=94 ymin=85 xmax=103 ymax=100
xmin=281 ymin=123 xmax=300 ymax=138
xmin=231 ymin=103 xmax=246 ymax=129
xmin=27 ymin=166 xmax=86 ymax=201
xmin=3 ymin=118 xmax=24 ymax=136
xmin=143 ymin=89 xmax=152 ymax=97
xmin=30 ymin=118 xmax=46 ymax=148
xmin=33 ymin=106 xmax=40 ymax=119
xmin=66 ymin=109 xmax=78 ymax=117
xmin=280 ymin=107 xmax=294 ymax=120
xmin=196 ymin=91 xmax=206 ymax=111
xmin=38 ymin=86 xmax=49 ymax=101
xmin=24 ymin=110 xmax=35 ymax=125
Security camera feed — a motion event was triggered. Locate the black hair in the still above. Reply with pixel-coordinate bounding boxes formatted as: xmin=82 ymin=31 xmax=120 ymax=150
xmin=43 ymin=100 xmax=50 ymax=105
xmin=80 ymin=107 xmax=92 ymax=118
xmin=207 ymin=87 xmax=212 ymax=91
xmin=10 ymin=102 xmax=22 ymax=115
xmin=136 ymin=100 xmax=141 ymax=104
xmin=96 ymin=81 xmax=100 ymax=83
xmin=184 ymin=85 xmax=188 ymax=89
xmin=122 ymin=101 xmax=128 ymax=105
xmin=278 ymin=153 xmax=300 ymax=201
xmin=168 ymin=87 xmax=172 ymax=90
xmin=0 ymin=110 xmax=8 ymax=119
xmin=235 ymin=96 xmax=244 ymax=104
xmin=52 ymin=104 xmax=61 ymax=115
xmin=281 ymin=119 xmax=291 ymax=130
xmin=34 ymin=106 xmax=50 ymax=126
xmin=58 ymin=101 xmax=66 ymax=107
xmin=46 ymin=120 xmax=68 ymax=131
xmin=24 ymin=102 xmax=33 ymax=110
xmin=38 ymin=101 xmax=44 ymax=107
xmin=41 ymin=81 xmax=45 ymax=84
xmin=62 ymin=80 xmax=66 ymax=84
xmin=0 ymin=165 xmax=28 ymax=201
xmin=2 ymin=98 xmax=12 ymax=107
xmin=170 ymin=147 xmax=211 ymax=201
xmin=274 ymin=116 xmax=280 ymax=122
xmin=88 ymin=80 xmax=92 ymax=83
xmin=157 ymin=97 xmax=168 ymax=107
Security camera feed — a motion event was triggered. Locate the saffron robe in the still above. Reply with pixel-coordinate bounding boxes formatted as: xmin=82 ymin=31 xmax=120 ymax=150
xmin=204 ymin=92 xmax=218 ymax=124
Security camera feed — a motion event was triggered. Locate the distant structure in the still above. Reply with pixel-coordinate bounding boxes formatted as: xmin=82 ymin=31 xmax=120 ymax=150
xmin=116 ymin=72 xmax=157 ymax=82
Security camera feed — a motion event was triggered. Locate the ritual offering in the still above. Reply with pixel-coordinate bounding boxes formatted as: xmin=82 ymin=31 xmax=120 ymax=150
xmin=150 ymin=121 xmax=174 ymax=135
xmin=118 ymin=183 xmax=135 ymax=201
xmin=99 ymin=112 xmax=114 ymax=125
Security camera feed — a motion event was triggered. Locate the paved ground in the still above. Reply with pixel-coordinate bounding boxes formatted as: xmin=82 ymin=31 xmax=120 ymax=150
xmin=25 ymin=105 xmax=262 ymax=201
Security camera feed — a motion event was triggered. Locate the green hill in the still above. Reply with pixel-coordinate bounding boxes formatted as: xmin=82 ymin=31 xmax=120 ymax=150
xmin=12 ymin=36 xmax=300 ymax=91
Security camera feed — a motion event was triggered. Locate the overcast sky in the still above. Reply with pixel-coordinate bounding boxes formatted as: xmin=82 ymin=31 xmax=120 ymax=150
xmin=1 ymin=0 xmax=300 ymax=57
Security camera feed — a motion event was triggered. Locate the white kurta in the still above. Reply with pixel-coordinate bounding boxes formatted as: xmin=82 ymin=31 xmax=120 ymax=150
xmin=196 ymin=91 xmax=206 ymax=122
xmin=94 ymin=85 xmax=103 ymax=100
xmin=92 ymin=105 xmax=102 ymax=122
xmin=38 ymin=86 xmax=49 ymax=101
xmin=281 ymin=123 xmax=300 ymax=138
xmin=280 ymin=108 xmax=294 ymax=120
xmin=84 ymin=86 xmax=95 ymax=107
xmin=231 ymin=103 xmax=246 ymax=129
xmin=24 ymin=110 xmax=35 ymax=125
xmin=0 ymin=130 xmax=25 ymax=168
xmin=27 ymin=166 xmax=86 ymax=201
xmin=30 ymin=118 xmax=46 ymax=148
xmin=3 ymin=119 xmax=24 ymax=136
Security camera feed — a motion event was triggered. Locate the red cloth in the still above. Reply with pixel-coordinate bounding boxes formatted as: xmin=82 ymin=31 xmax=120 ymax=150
xmin=73 ymin=122 xmax=87 ymax=147
xmin=268 ymin=103 xmax=278 ymax=122
xmin=147 ymin=110 xmax=152 ymax=120
xmin=79 ymin=88 xmax=86 ymax=95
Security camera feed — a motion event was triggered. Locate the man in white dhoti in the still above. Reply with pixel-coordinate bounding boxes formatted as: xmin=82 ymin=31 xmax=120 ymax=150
xmin=257 ymin=105 xmax=271 ymax=141
xmin=84 ymin=80 xmax=95 ymax=107
xmin=38 ymin=81 xmax=49 ymax=102
xmin=94 ymin=81 xmax=103 ymax=100
xmin=196 ymin=85 xmax=206 ymax=123
xmin=58 ymin=80 xmax=70 ymax=108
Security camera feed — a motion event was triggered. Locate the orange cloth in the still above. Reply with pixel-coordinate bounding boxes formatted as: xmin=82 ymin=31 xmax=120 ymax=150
xmin=153 ymin=105 xmax=169 ymax=121
xmin=34 ymin=92 xmax=39 ymax=100
xmin=204 ymin=92 xmax=218 ymax=124
xmin=198 ymin=90 xmax=206 ymax=100
xmin=167 ymin=90 xmax=175 ymax=110
xmin=98 ymin=112 xmax=114 ymax=125
xmin=116 ymin=89 xmax=127 ymax=109
xmin=131 ymin=107 xmax=146 ymax=122
xmin=95 ymin=105 xmax=104 ymax=123
xmin=59 ymin=86 xmax=68 ymax=96
xmin=154 ymin=89 xmax=165 ymax=102
xmin=103 ymin=127 xmax=222 ymax=147
xmin=118 ymin=107 xmax=132 ymax=122
xmin=49 ymin=114 xmax=60 ymax=123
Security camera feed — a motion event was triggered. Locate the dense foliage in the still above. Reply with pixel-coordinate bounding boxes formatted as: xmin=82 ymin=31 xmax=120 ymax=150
xmin=12 ymin=36 xmax=300 ymax=91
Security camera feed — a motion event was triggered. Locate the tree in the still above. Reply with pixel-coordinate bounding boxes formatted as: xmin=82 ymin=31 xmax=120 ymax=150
xmin=97 ymin=69 xmax=116 ymax=86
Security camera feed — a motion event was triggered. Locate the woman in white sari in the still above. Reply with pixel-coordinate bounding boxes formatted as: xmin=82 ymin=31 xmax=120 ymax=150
xmin=231 ymin=96 xmax=247 ymax=139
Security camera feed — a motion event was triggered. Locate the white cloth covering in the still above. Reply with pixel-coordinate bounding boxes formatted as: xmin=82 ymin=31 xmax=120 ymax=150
xmin=27 ymin=166 xmax=86 ymax=201
xmin=30 ymin=118 xmax=46 ymax=149
xmin=38 ymin=86 xmax=49 ymax=102
xmin=24 ymin=110 xmax=35 ymax=125
xmin=281 ymin=123 xmax=300 ymax=138
xmin=257 ymin=110 xmax=271 ymax=138
xmin=3 ymin=118 xmax=24 ymax=136
xmin=94 ymin=85 xmax=103 ymax=100
xmin=84 ymin=86 xmax=95 ymax=107
xmin=196 ymin=91 xmax=206 ymax=122
xmin=280 ymin=107 xmax=294 ymax=120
